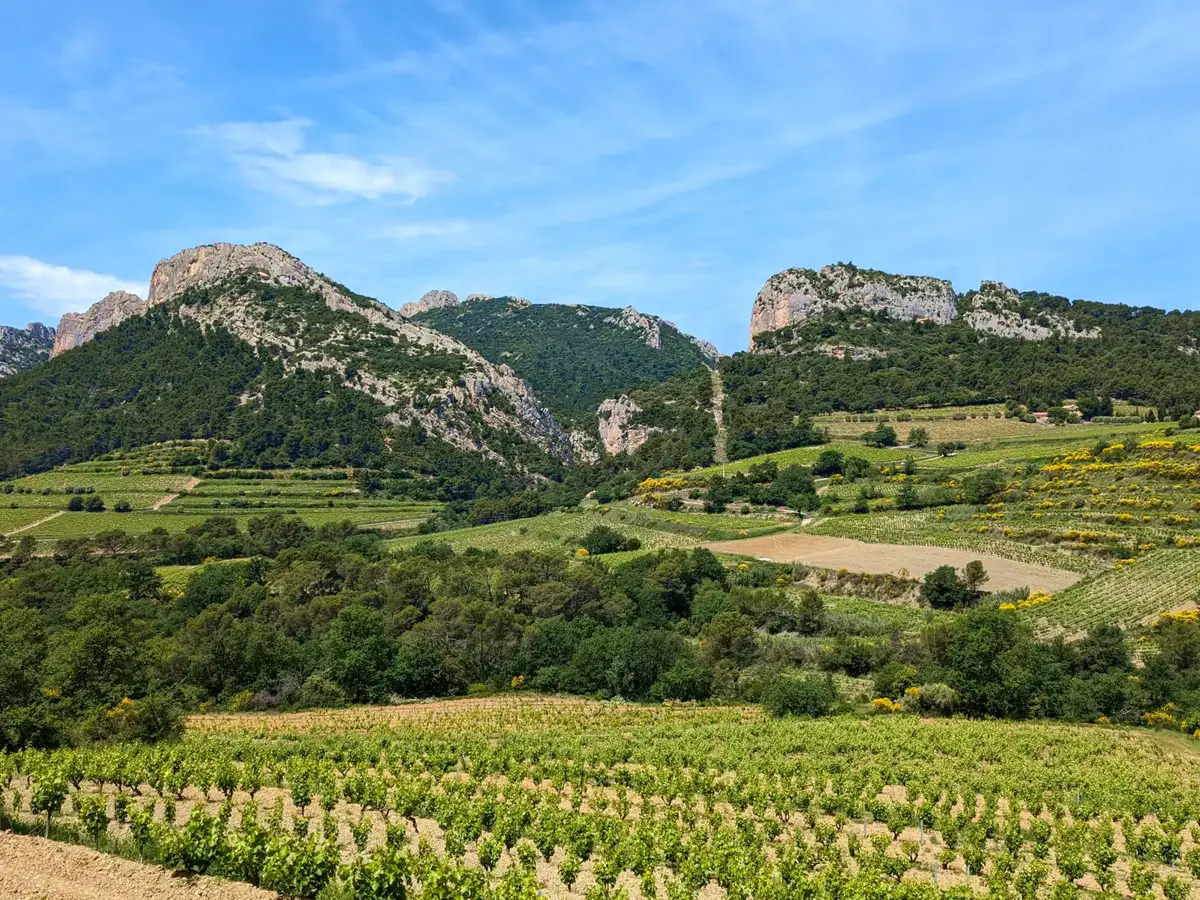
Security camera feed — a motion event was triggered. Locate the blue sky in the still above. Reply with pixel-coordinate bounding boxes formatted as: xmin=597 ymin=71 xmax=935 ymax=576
xmin=1 ymin=1 xmax=1198 ymax=352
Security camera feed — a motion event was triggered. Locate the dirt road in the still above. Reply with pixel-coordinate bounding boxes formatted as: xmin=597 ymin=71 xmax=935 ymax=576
xmin=0 ymin=831 xmax=277 ymax=900
xmin=704 ymin=532 xmax=1081 ymax=593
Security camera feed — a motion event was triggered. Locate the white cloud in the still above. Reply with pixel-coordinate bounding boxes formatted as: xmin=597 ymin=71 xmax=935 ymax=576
xmin=0 ymin=256 xmax=146 ymax=318
xmin=197 ymin=118 xmax=450 ymax=203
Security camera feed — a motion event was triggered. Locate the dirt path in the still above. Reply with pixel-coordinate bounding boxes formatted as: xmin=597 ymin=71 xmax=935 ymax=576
xmin=6 ymin=510 xmax=63 ymax=535
xmin=711 ymin=368 xmax=728 ymax=465
xmin=704 ymin=531 xmax=1082 ymax=593
xmin=0 ymin=831 xmax=277 ymax=900
xmin=151 ymin=476 xmax=201 ymax=511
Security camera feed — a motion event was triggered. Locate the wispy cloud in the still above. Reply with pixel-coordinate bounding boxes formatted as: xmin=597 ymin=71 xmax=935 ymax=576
xmin=0 ymin=256 xmax=146 ymax=319
xmin=196 ymin=118 xmax=451 ymax=203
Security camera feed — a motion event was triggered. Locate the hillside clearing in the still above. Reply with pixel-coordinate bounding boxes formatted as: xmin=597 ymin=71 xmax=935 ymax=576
xmin=705 ymin=531 xmax=1082 ymax=593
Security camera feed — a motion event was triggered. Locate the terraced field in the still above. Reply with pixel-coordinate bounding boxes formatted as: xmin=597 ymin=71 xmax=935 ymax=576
xmin=1 ymin=444 xmax=441 ymax=546
xmin=1030 ymin=550 xmax=1200 ymax=635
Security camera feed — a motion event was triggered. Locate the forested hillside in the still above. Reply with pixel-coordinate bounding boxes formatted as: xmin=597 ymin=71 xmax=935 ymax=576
xmin=412 ymin=296 xmax=716 ymax=427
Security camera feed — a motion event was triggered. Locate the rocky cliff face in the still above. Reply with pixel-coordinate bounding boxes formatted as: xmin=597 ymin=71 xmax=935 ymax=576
xmin=604 ymin=306 xmax=662 ymax=349
xmin=52 ymin=291 xmax=147 ymax=357
xmin=151 ymin=244 xmax=572 ymax=462
xmin=0 ymin=322 xmax=55 ymax=377
xmin=963 ymin=281 xmax=1100 ymax=341
xmin=597 ymin=395 xmax=657 ymax=455
xmin=749 ymin=264 xmax=958 ymax=346
xmin=399 ymin=289 xmax=460 ymax=318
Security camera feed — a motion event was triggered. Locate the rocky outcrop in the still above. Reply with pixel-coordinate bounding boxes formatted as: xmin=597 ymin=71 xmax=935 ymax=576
xmin=689 ymin=336 xmax=721 ymax=364
xmin=0 ymin=322 xmax=55 ymax=376
xmin=464 ymin=293 xmax=493 ymax=303
xmin=150 ymin=243 xmax=572 ymax=463
xmin=964 ymin=282 xmax=1100 ymax=341
xmin=603 ymin=306 xmax=662 ymax=349
xmin=750 ymin=264 xmax=958 ymax=346
xmin=52 ymin=291 xmax=147 ymax=357
xmin=597 ymin=395 xmax=657 ymax=455
xmin=399 ymin=289 xmax=459 ymax=318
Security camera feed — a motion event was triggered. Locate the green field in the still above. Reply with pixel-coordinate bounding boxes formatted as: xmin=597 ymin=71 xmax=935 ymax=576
xmin=1031 ymin=550 xmax=1200 ymax=635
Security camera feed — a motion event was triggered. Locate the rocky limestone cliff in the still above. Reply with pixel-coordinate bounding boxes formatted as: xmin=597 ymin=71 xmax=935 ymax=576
xmin=604 ymin=306 xmax=662 ymax=349
xmin=0 ymin=322 xmax=55 ymax=376
xmin=147 ymin=243 xmax=572 ymax=462
xmin=964 ymin=282 xmax=1100 ymax=341
xmin=399 ymin=289 xmax=460 ymax=318
xmin=52 ymin=291 xmax=147 ymax=357
xmin=749 ymin=264 xmax=958 ymax=347
xmin=597 ymin=395 xmax=657 ymax=455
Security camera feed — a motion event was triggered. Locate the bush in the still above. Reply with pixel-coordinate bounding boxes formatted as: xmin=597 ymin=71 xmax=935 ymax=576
xmin=67 ymin=495 xmax=84 ymax=511
xmin=651 ymin=659 xmax=714 ymax=702
xmin=762 ymin=673 xmax=837 ymax=718
xmin=113 ymin=499 xmax=132 ymax=513
xmin=84 ymin=495 xmax=106 ymax=512
xmin=812 ymin=450 xmax=845 ymax=477
xmin=579 ymin=525 xmax=641 ymax=555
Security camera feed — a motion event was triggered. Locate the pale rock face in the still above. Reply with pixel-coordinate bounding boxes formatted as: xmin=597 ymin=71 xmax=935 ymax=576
xmin=749 ymin=264 xmax=958 ymax=347
xmin=399 ymin=289 xmax=460 ymax=318
xmin=464 ymin=293 xmax=493 ymax=303
xmin=150 ymin=243 xmax=570 ymax=462
xmin=689 ymin=336 xmax=721 ymax=364
xmin=52 ymin=291 xmax=147 ymax=357
xmin=597 ymin=395 xmax=657 ymax=456
xmin=0 ymin=321 xmax=56 ymax=376
xmin=603 ymin=306 xmax=662 ymax=349
xmin=964 ymin=282 xmax=1100 ymax=341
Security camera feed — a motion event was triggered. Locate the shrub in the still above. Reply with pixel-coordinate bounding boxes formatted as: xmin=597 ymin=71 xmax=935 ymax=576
xmin=651 ymin=659 xmax=714 ymax=702
xmin=579 ymin=524 xmax=641 ymax=555
xmin=762 ymin=673 xmax=837 ymax=718
xmin=114 ymin=499 xmax=132 ymax=513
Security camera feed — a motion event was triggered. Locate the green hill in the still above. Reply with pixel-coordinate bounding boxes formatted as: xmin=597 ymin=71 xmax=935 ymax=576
xmin=412 ymin=296 xmax=717 ymax=428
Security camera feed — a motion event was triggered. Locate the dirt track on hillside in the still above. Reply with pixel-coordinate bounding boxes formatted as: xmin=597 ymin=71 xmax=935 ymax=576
xmin=704 ymin=532 xmax=1081 ymax=593
xmin=0 ymin=831 xmax=278 ymax=900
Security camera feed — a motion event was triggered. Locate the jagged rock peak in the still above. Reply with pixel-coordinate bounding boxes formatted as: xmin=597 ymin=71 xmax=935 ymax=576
xmin=750 ymin=263 xmax=958 ymax=347
xmin=52 ymin=291 xmax=147 ymax=357
xmin=464 ymin=293 xmax=493 ymax=303
xmin=0 ymin=321 xmax=56 ymax=377
xmin=147 ymin=242 xmax=380 ymax=310
xmin=399 ymin=290 xmax=459 ymax=318
xmin=603 ymin=306 xmax=661 ymax=349
xmin=964 ymin=281 xmax=1100 ymax=341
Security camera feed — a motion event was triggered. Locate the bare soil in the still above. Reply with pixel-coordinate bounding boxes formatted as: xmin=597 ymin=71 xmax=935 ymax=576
xmin=0 ymin=831 xmax=277 ymax=900
xmin=705 ymin=532 xmax=1082 ymax=593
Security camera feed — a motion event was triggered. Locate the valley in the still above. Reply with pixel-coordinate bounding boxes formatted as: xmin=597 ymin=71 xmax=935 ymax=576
xmin=3 ymin=246 xmax=1200 ymax=900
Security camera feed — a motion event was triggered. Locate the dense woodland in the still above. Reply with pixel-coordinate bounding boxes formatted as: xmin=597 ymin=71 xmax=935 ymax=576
xmin=726 ymin=302 xmax=1200 ymax=459
xmin=412 ymin=297 xmax=713 ymax=427
xmin=4 ymin=514 xmax=1200 ymax=749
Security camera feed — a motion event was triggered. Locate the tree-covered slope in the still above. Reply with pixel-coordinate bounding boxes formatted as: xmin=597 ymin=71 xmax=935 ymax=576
xmin=724 ymin=268 xmax=1200 ymax=459
xmin=412 ymin=297 xmax=717 ymax=427
xmin=0 ymin=247 xmax=581 ymax=480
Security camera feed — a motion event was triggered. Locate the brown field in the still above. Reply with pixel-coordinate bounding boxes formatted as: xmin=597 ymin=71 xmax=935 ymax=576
xmin=189 ymin=694 xmax=762 ymax=735
xmin=819 ymin=415 xmax=1045 ymax=445
xmin=0 ymin=831 xmax=276 ymax=900
xmin=705 ymin=532 xmax=1082 ymax=593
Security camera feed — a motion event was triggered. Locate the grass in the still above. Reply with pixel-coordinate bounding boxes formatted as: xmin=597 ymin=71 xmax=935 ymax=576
xmin=17 ymin=507 xmax=431 ymax=539
xmin=0 ymin=507 xmax=63 ymax=534
xmin=688 ymin=442 xmax=919 ymax=480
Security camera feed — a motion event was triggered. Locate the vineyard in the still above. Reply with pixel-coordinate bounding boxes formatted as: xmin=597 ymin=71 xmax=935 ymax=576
xmin=0 ymin=442 xmax=440 ymax=547
xmin=6 ymin=697 xmax=1200 ymax=899
xmin=1031 ymin=550 xmax=1200 ymax=635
